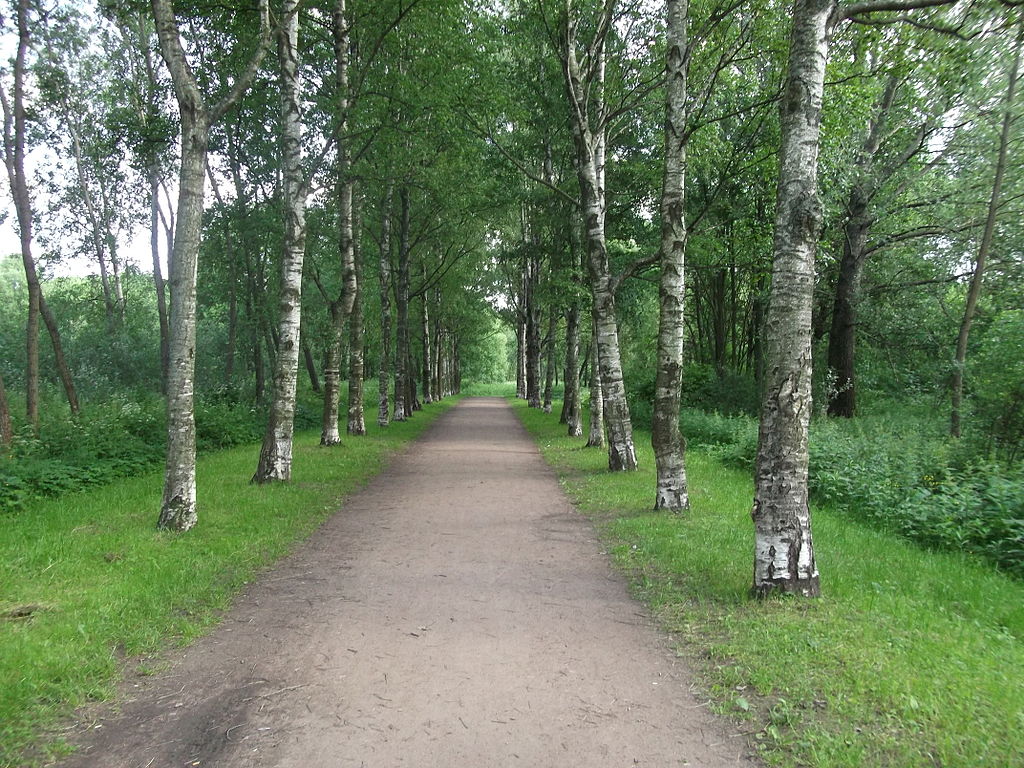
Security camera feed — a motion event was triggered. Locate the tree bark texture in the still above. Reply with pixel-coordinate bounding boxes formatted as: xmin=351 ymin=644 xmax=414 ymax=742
xmin=321 ymin=301 xmax=345 ymax=445
xmin=393 ymin=187 xmax=411 ymax=421
xmin=586 ymin=315 xmax=605 ymax=448
xmin=254 ymin=0 xmax=307 ymax=484
xmin=157 ymin=108 xmax=208 ymax=529
xmin=516 ymin=314 xmax=527 ymax=399
xmin=951 ymin=17 xmax=1022 ymax=438
xmin=652 ymin=0 xmax=690 ymax=512
xmin=420 ymin=263 xmax=432 ymax=404
xmin=752 ymin=0 xmax=827 ymax=597
xmin=348 ymin=281 xmax=366 ymax=435
xmin=347 ymin=200 xmax=366 ymax=436
xmin=1 ymin=0 xmax=41 ymax=430
xmin=152 ymin=0 xmax=271 ymax=527
xmin=526 ymin=253 xmax=542 ymax=408
xmin=826 ymin=75 xmax=898 ymax=418
xmin=378 ymin=184 xmax=393 ymax=427
xmin=562 ymin=305 xmax=583 ymax=436
xmin=303 ymin=343 xmax=320 ymax=393
xmin=562 ymin=17 xmax=636 ymax=470
xmin=39 ymin=295 xmax=80 ymax=416
xmin=543 ymin=311 xmax=556 ymax=413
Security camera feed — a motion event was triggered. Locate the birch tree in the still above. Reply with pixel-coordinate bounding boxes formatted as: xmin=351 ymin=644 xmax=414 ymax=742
xmin=0 ymin=0 xmax=80 ymax=427
xmin=152 ymin=0 xmax=273 ymax=529
xmin=652 ymin=0 xmax=690 ymax=512
xmin=560 ymin=1 xmax=636 ymax=470
xmin=253 ymin=0 xmax=307 ymax=483
xmin=753 ymin=0 xmax=958 ymax=595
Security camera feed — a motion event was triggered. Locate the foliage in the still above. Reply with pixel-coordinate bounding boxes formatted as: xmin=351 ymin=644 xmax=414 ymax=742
xmin=515 ymin=399 xmax=1024 ymax=768
xmin=0 ymin=399 xmax=455 ymax=767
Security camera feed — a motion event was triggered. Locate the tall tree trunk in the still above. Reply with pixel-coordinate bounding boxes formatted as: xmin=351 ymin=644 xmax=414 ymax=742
xmin=825 ymin=211 xmax=869 ymax=418
xmin=39 ymin=296 xmax=80 ymax=415
xmin=378 ymin=184 xmax=393 ymax=427
xmin=525 ymin=253 xmax=542 ymax=408
xmin=321 ymin=0 xmax=360 ymax=444
xmin=303 ymin=343 xmax=320 ymax=393
xmin=254 ymin=0 xmax=307 ymax=484
xmin=652 ymin=0 xmax=690 ymax=512
xmin=150 ymin=170 xmax=171 ymax=393
xmin=432 ymin=290 xmax=443 ymax=399
xmin=157 ymin=105 xmax=209 ymax=529
xmin=420 ymin=263 xmax=432 ymax=404
xmin=951 ymin=17 xmax=1022 ymax=438
xmin=347 ymin=194 xmax=366 ymax=435
xmin=516 ymin=314 xmax=527 ymax=398
xmin=752 ymin=0 xmax=827 ymax=597
xmin=226 ymin=258 xmax=238 ymax=383
xmin=348 ymin=266 xmax=366 ymax=435
xmin=321 ymin=301 xmax=344 ymax=445
xmin=152 ymin=0 xmax=271 ymax=528
xmin=543 ymin=311 xmax=556 ymax=413
xmin=562 ymin=16 xmax=636 ymax=470
xmin=393 ymin=187 xmax=411 ymax=421
xmin=826 ymin=75 xmax=899 ymax=418
xmin=562 ymin=305 xmax=582 ymax=435
xmin=586 ymin=315 xmax=605 ymax=448
xmin=1 ymin=0 xmax=41 ymax=430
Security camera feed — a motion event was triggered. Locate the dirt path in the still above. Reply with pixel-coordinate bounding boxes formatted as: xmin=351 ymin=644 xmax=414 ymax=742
xmin=59 ymin=398 xmax=755 ymax=767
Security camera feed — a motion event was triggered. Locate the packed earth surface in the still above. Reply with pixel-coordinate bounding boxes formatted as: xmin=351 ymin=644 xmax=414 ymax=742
xmin=57 ymin=398 xmax=756 ymax=767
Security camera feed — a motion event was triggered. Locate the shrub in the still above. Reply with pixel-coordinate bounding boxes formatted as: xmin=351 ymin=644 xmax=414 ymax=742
xmin=675 ymin=406 xmax=1024 ymax=577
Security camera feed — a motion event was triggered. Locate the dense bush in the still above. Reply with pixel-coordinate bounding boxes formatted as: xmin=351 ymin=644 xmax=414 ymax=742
xmin=679 ymin=407 xmax=1024 ymax=577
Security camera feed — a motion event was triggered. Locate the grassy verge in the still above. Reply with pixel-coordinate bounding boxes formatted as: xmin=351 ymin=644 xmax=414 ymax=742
xmin=0 ymin=399 xmax=454 ymax=767
xmin=513 ymin=399 xmax=1024 ymax=768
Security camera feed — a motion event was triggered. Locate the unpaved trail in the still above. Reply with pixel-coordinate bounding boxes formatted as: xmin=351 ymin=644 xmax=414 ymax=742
xmin=58 ymin=398 xmax=755 ymax=767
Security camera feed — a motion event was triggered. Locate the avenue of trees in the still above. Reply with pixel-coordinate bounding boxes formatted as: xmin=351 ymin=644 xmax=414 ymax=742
xmin=1 ymin=0 xmax=1022 ymax=592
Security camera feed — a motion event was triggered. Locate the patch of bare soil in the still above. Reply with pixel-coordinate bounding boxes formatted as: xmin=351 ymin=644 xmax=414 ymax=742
xmin=56 ymin=398 xmax=756 ymax=767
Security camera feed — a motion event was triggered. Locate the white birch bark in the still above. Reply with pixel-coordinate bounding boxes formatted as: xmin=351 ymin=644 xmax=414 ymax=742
xmin=348 ymin=302 xmax=366 ymax=436
xmin=151 ymin=0 xmax=271 ymax=528
xmin=752 ymin=0 xmax=828 ymax=596
xmin=586 ymin=314 xmax=605 ymax=448
xmin=378 ymin=184 xmax=393 ymax=427
xmin=420 ymin=262 xmax=432 ymax=404
xmin=562 ymin=12 xmax=636 ymax=470
xmin=254 ymin=0 xmax=306 ymax=484
xmin=652 ymin=0 xmax=690 ymax=512
xmin=393 ymin=187 xmax=411 ymax=421
xmin=321 ymin=301 xmax=344 ymax=446
xmin=562 ymin=305 xmax=583 ymax=436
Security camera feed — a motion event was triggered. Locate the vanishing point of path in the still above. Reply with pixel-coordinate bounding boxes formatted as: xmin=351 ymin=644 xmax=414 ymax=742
xmin=60 ymin=398 xmax=756 ymax=767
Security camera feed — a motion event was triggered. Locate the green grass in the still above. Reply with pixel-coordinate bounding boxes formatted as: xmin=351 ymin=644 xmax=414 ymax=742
xmin=513 ymin=399 xmax=1024 ymax=768
xmin=0 ymin=400 xmax=454 ymax=767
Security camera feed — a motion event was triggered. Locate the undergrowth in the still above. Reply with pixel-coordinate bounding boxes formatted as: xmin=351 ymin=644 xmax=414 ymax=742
xmin=678 ymin=407 xmax=1024 ymax=578
xmin=0 ymin=397 xmax=453 ymax=767
xmin=0 ymin=385 xmax=329 ymax=514
xmin=513 ymin=398 xmax=1024 ymax=768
